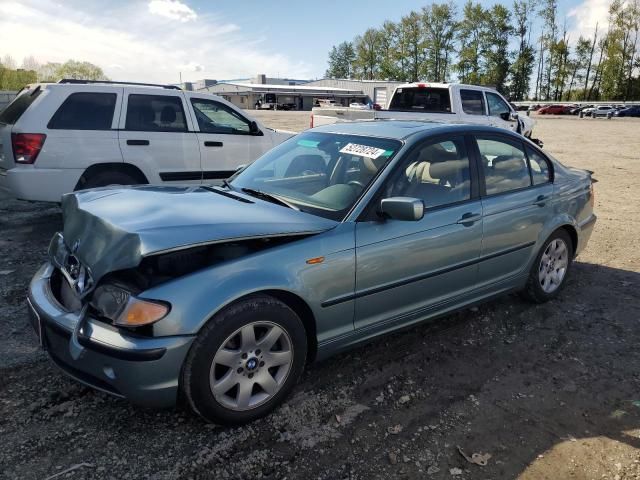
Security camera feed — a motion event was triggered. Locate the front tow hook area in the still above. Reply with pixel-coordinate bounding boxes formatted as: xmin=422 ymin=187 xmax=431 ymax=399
xmin=69 ymin=304 xmax=89 ymax=360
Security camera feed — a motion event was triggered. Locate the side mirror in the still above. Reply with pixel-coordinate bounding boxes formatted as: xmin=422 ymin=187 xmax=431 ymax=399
xmin=249 ymin=121 xmax=262 ymax=135
xmin=501 ymin=111 xmax=518 ymax=121
xmin=380 ymin=197 xmax=424 ymax=221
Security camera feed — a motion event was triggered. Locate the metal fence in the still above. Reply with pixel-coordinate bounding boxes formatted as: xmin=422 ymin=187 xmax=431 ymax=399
xmin=0 ymin=91 xmax=18 ymax=111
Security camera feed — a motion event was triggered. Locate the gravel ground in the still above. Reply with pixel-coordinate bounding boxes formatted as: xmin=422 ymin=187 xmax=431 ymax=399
xmin=1 ymin=114 xmax=639 ymax=480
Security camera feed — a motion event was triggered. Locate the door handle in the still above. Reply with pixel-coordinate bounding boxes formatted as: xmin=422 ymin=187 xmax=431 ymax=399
xmin=456 ymin=212 xmax=482 ymax=225
xmin=534 ymin=194 xmax=548 ymax=206
xmin=126 ymin=139 xmax=149 ymax=146
xmin=204 ymin=141 xmax=223 ymax=147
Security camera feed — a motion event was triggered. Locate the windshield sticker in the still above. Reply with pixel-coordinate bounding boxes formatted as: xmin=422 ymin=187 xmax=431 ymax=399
xmin=339 ymin=143 xmax=388 ymax=159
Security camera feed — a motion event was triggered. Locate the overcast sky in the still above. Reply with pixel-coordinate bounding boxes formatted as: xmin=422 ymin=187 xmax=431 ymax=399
xmin=0 ymin=0 xmax=611 ymax=84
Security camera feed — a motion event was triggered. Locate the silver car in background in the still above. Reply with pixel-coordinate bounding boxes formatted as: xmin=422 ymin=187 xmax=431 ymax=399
xmin=28 ymin=121 xmax=596 ymax=424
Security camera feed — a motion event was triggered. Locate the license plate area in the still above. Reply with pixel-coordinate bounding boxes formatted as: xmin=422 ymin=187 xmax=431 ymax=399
xmin=27 ymin=297 xmax=45 ymax=348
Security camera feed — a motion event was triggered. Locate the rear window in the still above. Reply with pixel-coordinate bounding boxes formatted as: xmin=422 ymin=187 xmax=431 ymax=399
xmin=125 ymin=94 xmax=187 ymax=132
xmin=47 ymin=92 xmax=117 ymax=130
xmin=460 ymin=89 xmax=485 ymax=115
xmin=389 ymin=87 xmax=451 ymax=113
xmin=0 ymin=87 xmax=42 ymax=125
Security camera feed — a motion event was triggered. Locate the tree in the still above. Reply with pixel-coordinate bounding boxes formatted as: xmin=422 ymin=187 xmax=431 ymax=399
xmin=482 ymin=4 xmax=513 ymax=92
xmin=422 ymin=2 xmax=457 ymax=82
xmin=401 ymin=11 xmax=424 ymax=82
xmin=455 ymin=1 xmax=489 ymax=84
xmin=353 ymin=29 xmax=382 ymax=80
xmin=582 ymin=23 xmax=599 ymax=100
xmin=325 ymin=42 xmax=355 ymax=79
xmin=54 ymin=60 xmax=108 ymax=81
xmin=1 ymin=54 xmax=17 ymax=69
xmin=510 ymin=0 xmax=537 ymax=100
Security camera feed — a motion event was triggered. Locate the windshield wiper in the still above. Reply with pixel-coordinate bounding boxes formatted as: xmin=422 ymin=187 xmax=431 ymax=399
xmin=240 ymin=188 xmax=299 ymax=210
xmin=221 ymin=178 xmax=234 ymax=190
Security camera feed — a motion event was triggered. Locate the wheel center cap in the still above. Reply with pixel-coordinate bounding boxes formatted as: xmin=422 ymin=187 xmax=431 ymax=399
xmin=246 ymin=358 xmax=258 ymax=371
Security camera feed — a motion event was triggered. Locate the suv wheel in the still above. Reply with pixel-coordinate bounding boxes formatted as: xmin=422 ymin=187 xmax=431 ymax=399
xmin=182 ymin=294 xmax=307 ymax=425
xmin=522 ymin=229 xmax=573 ymax=303
xmin=81 ymin=171 xmax=140 ymax=189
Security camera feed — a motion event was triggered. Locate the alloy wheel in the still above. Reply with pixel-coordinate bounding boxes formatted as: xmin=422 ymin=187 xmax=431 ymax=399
xmin=538 ymin=238 xmax=569 ymax=293
xmin=209 ymin=322 xmax=293 ymax=411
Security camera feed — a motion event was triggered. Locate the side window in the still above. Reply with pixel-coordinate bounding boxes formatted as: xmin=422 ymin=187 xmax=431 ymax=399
xmin=388 ymin=136 xmax=471 ymax=209
xmin=477 ymin=138 xmax=531 ymax=195
xmin=486 ymin=92 xmax=511 ymax=118
xmin=48 ymin=92 xmax=116 ymax=130
xmin=190 ymin=99 xmax=251 ymax=134
xmin=125 ymin=94 xmax=187 ymax=132
xmin=526 ymin=146 xmax=551 ymax=185
xmin=460 ymin=89 xmax=485 ymax=115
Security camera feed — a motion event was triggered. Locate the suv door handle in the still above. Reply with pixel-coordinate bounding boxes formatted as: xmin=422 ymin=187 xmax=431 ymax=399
xmin=204 ymin=141 xmax=223 ymax=147
xmin=127 ymin=139 xmax=149 ymax=146
xmin=456 ymin=213 xmax=482 ymax=225
xmin=534 ymin=194 xmax=548 ymax=206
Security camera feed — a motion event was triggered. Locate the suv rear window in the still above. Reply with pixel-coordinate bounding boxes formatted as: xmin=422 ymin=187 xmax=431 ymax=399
xmin=0 ymin=87 xmax=42 ymax=125
xmin=388 ymin=87 xmax=451 ymax=113
xmin=125 ymin=94 xmax=187 ymax=132
xmin=47 ymin=92 xmax=117 ymax=130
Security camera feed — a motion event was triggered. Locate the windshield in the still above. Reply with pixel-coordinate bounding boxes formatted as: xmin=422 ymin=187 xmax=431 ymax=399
xmin=230 ymin=132 xmax=402 ymax=220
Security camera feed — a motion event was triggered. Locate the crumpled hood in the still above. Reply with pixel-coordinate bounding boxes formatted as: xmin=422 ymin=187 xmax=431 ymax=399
xmin=58 ymin=185 xmax=337 ymax=284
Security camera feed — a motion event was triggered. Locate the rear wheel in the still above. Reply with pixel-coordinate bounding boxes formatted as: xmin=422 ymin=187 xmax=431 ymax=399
xmin=182 ymin=294 xmax=307 ymax=425
xmin=522 ymin=230 xmax=573 ymax=303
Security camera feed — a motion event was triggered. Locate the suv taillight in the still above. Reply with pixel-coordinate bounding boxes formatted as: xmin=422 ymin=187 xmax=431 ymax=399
xmin=12 ymin=133 xmax=46 ymax=164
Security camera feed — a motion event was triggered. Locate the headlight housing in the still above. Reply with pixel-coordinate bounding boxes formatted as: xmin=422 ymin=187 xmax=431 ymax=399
xmin=90 ymin=284 xmax=170 ymax=327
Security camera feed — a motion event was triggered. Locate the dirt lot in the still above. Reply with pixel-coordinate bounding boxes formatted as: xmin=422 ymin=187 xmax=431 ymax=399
xmin=1 ymin=113 xmax=639 ymax=480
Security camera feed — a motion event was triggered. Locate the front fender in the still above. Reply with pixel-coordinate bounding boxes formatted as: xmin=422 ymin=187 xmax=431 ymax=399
xmin=143 ymin=224 xmax=356 ymax=343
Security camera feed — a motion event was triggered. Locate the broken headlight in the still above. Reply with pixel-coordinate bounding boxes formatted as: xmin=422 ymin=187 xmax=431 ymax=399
xmin=90 ymin=285 xmax=169 ymax=327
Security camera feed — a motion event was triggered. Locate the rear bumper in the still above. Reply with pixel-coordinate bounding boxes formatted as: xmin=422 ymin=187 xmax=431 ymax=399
xmin=28 ymin=263 xmax=195 ymax=407
xmin=5 ymin=166 xmax=83 ymax=202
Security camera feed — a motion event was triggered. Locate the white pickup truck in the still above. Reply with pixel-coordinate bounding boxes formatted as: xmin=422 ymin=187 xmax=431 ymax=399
xmin=311 ymin=82 xmax=536 ymax=140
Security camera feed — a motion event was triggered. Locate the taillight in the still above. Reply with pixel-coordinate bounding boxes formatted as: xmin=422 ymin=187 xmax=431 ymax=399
xmin=12 ymin=133 xmax=46 ymax=164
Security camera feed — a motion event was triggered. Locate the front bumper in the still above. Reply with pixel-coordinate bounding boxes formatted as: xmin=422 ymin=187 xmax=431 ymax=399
xmin=28 ymin=263 xmax=195 ymax=407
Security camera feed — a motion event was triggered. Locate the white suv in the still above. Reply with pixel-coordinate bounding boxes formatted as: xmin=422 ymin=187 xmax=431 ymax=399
xmin=0 ymin=80 xmax=293 ymax=202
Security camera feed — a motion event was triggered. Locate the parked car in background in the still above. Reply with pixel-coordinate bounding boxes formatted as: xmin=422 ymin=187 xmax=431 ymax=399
xmin=311 ymin=82 xmax=536 ymax=139
xmin=538 ymin=105 xmax=567 ymax=115
xmin=591 ymin=105 xmax=616 ymax=117
xmin=0 ymin=80 xmax=293 ymax=202
xmin=614 ymin=106 xmax=640 ymax=117
xmin=349 ymin=102 xmax=369 ymax=110
xmin=28 ymin=121 xmax=596 ymax=424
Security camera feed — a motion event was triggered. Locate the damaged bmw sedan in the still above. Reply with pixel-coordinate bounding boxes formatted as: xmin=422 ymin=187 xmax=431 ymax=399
xmin=28 ymin=121 xmax=596 ymax=424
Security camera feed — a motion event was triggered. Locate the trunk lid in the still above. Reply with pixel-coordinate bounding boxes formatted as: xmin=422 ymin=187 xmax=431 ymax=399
xmin=58 ymin=185 xmax=337 ymax=286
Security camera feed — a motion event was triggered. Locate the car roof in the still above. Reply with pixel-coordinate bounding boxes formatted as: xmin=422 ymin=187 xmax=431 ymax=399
xmin=310 ymin=120 xmax=519 ymax=141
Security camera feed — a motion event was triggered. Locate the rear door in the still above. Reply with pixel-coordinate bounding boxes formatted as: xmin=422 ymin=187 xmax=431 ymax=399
xmin=473 ymin=134 xmax=553 ymax=285
xmin=458 ymin=88 xmax=491 ymax=126
xmin=187 ymin=95 xmax=274 ymax=182
xmin=118 ymin=88 xmax=201 ymax=184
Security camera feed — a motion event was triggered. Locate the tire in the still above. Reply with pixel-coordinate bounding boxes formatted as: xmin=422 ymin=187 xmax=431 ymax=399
xmin=80 ymin=170 xmax=140 ymax=190
xmin=181 ymin=294 xmax=307 ymax=425
xmin=522 ymin=229 xmax=574 ymax=303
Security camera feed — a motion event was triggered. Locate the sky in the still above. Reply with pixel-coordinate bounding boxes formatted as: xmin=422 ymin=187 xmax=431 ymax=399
xmin=0 ymin=0 xmax=612 ymax=84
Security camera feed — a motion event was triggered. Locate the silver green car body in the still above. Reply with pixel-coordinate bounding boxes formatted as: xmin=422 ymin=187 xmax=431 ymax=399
xmin=28 ymin=121 xmax=596 ymax=407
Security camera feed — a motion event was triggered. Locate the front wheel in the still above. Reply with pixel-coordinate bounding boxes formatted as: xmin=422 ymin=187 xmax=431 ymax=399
xmin=181 ymin=294 xmax=307 ymax=425
xmin=522 ymin=230 xmax=573 ymax=303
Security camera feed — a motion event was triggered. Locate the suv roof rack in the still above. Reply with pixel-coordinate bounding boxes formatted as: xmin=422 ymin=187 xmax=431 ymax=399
xmin=57 ymin=79 xmax=181 ymax=90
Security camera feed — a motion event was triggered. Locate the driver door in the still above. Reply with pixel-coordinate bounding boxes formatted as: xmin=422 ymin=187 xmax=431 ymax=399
xmin=485 ymin=91 xmax=518 ymax=133
xmin=188 ymin=96 xmax=273 ymax=182
xmin=354 ymin=135 xmax=482 ymax=331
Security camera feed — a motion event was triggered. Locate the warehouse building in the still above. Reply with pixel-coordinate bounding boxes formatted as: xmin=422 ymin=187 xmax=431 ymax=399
xmin=197 ymin=75 xmax=402 ymax=111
